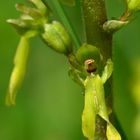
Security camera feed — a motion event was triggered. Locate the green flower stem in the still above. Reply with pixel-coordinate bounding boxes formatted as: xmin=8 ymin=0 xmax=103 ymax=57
xmin=82 ymin=0 xmax=113 ymax=139
xmin=82 ymin=0 xmax=112 ymax=62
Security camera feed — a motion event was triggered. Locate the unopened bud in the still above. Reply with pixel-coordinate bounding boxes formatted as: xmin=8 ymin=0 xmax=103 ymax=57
xmin=42 ymin=21 xmax=72 ymax=55
xmin=103 ymin=20 xmax=128 ymax=33
xmin=76 ymin=44 xmax=101 ymax=72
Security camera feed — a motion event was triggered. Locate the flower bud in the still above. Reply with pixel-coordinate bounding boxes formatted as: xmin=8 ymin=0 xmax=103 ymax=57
xmin=76 ymin=44 xmax=101 ymax=64
xmin=42 ymin=21 xmax=72 ymax=55
xmin=103 ymin=20 xmax=128 ymax=33
xmin=76 ymin=44 xmax=101 ymax=73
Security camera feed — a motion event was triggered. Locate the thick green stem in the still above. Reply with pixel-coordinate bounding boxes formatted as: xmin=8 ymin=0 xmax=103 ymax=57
xmin=82 ymin=0 xmax=112 ymax=61
xmin=82 ymin=0 xmax=113 ymax=139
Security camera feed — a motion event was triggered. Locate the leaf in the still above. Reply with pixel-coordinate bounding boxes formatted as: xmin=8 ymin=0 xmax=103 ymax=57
xmin=59 ymin=0 xmax=75 ymax=6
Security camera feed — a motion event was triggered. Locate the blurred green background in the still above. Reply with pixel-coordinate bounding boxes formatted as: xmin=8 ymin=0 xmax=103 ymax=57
xmin=0 ymin=0 xmax=140 ymax=140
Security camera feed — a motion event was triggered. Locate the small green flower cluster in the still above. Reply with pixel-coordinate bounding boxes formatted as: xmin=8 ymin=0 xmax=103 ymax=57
xmin=69 ymin=44 xmax=121 ymax=140
xmin=6 ymin=0 xmax=72 ymax=106
xmin=6 ymin=0 xmax=121 ymax=139
xmin=6 ymin=0 xmax=102 ymax=106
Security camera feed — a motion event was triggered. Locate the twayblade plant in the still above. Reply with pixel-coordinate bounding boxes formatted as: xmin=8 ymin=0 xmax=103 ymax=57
xmin=5 ymin=0 xmax=140 ymax=139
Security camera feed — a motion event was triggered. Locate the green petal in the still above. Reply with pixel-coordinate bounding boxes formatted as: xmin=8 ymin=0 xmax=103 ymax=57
xmin=101 ymin=59 xmax=113 ymax=84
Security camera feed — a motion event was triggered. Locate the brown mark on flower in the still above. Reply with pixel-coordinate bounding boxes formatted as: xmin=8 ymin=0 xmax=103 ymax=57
xmin=84 ymin=59 xmax=97 ymax=73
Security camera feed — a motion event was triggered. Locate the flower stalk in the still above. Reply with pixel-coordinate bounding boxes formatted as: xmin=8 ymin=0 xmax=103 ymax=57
xmin=82 ymin=0 xmax=112 ymax=62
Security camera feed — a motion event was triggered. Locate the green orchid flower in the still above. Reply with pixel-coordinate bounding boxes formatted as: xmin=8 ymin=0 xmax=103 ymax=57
xmin=82 ymin=59 xmax=121 ymax=140
xmin=6 ymin=34 xmax=31 ymax=106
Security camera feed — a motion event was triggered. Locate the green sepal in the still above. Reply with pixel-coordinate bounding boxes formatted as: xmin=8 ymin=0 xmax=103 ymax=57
xmin=68 ymin=67 xmax=84 ymax=87
xmin=29 ymin=0 xmax=48 ymax=16
xmin=5 ymin=30 xmax=36 ymax=106
xmin=7 ymin=19 xmax=38 ymax=35
xmin=59 ymin=0 xmax=75 ymax=6
xmin=103 ymin=20 xmax=128 ymax=34
xmin=6 ymin=36 xmax=30 ymax=106
xmin=16 ymin=3 xmax=43 ymax=20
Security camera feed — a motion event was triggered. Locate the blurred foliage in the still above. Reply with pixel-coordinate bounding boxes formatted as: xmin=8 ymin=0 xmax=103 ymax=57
xmin=0 ymin=0 xmax=140 ymax=140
